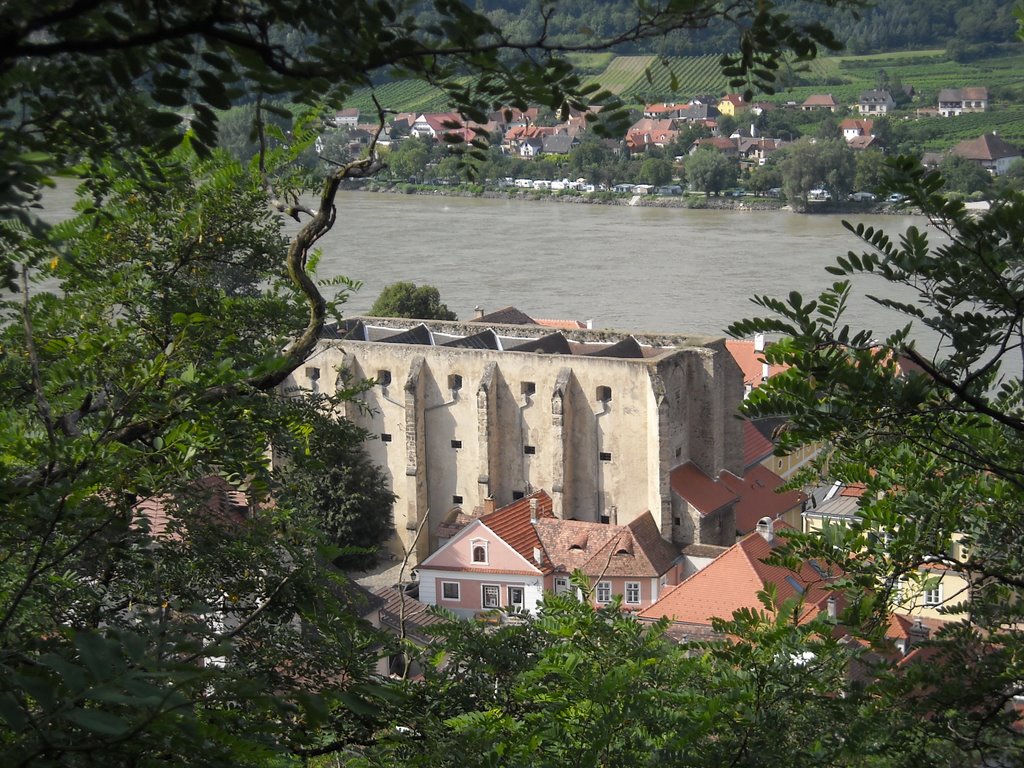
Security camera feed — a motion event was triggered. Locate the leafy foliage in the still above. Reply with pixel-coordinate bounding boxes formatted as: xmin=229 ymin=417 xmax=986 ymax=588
xmin=370 ymin=282 xmax=458 ymax=321
xmin=729 ymin=155 xmax=1024 ymax=763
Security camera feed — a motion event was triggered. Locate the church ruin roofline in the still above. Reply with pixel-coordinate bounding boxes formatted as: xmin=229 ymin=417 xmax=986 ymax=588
xmin=332 ymin=316 xmax=728 ymax=362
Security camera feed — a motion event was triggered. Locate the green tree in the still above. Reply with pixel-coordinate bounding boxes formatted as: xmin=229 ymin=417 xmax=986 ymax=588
xmin=388 ymin=137 xmax=433 ymax=182
xmin=777 ymin=137 xmax=855 ymax=208
xmin=0 ymin=0 xmax=869 ymax=762
xmin=939 ymin=154 xmax=993 ymax=196
xmin=854 ymin=148 xmax=888 ymax=193
xmin=370 ymin=282 xmax=458 ymax=320
xmin=639 ymin=156 xmax=674 ymax=186
xmin=729 ymin=157 xmax=1024 ymax=764
xmin=685 ymin=148 xmax=737 ymax=196
xmin=275 ymin=402 xmax=395 ymax=570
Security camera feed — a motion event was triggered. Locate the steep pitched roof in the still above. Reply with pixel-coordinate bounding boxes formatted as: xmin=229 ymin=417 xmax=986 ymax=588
xmin=583 ymin=336 xmax=645 ymax=359
xmin=506 ymin=332 xmax=572 ymax=355
xmin=533 ymin=511 xmax=679 ymax=578
xmin=471 ymin=306 xmax=537 ymax=325
xmin=952 ymin=133 xmax=1020 ymax=162
xmin=742 ymin=420 xmax=776 ymax=469
xmin=443 ymin=328 xmax=500 ymax=350
xmin=371 ymin=586 xmax=445 ymax=644
xmin=725 ymin=338 xmax=789 ymax=388
xmin=478 ymin=490 xmax=555 ymax=572
xmin=638 ymin=525 xmax=837 ymax=626
xmin=719 ymin=464 xmax=805 ymax=534
xmin=670 ymin=462 xmax=738 ymax=515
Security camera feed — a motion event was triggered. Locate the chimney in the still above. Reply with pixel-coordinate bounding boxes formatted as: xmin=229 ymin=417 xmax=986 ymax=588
xmin=483 ymin=496 xmax=496 ymax=515
xmin=474 ymin=305 xmax=484 ymax=319
xmin=529 ymin=497 xmax=538 ymax=524
xmin=756 ymin=516 xmax=774 ymax=542
xmin=754 ymin=332 xmax=765 ymax=352
xmin=826 ymin=595 xmax=837 ymax=619
xmin=908 ymin=617 xmax=930 ymax=649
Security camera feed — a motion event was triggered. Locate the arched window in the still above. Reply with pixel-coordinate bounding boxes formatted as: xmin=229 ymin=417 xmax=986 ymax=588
xmin=471 ymin=540 xmax=488 ymax=564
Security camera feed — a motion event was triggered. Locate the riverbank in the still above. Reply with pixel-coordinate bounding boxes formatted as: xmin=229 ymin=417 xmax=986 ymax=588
xmin=349 ymin=179 xmax=895 ymax=215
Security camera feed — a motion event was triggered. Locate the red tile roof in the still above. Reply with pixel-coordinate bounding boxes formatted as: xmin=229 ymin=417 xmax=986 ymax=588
xmin=802 ymin=94 xmax=838 ymax=108
xmin=952 ymin=132 xmax=1020 ymax=161
xmin=725 ymin=338 xmax=789 ymax=388
xmin=670 ymin=462 xmax=738 ymax=515
xmin=479 ymin=490 xmax=555 ymax=572
xmin=638 ymin=524 xmax=837 ymax=627
xmin=743 ymin=420 xmax=776 ymax=469
xmin=719 ymin=464 xmax=805 ymax=534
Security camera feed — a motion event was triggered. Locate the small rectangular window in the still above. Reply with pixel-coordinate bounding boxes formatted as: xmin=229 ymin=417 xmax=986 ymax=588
xmin=600 ymin=515 xmax=610 ymax=524
xmin=923 ymin=585 xmax=943 ymax=606
xmin=625 ymin=582 xmax=641 ymax=604
xmin=482 ymin=584 xmax=500 ymax=608
xmin=305 ymin=366 xmax=320 ymax=381
xmin=521 ymin=381 xmax=536 ymax=397
xmin=599 ymin=451 xmax=612 ymax=462
xmin=451 ymin=439 xmax=462 ymax=449
xmin=512 ymin=490 xmax=525 ymax=500
xmin=524 ymin=445 xmax=536 ymax=455
xmin=377 ymin=369 xmax=392 ymax=387
xmin=381 ymin=433 xmax=392 ymax=443
xmin=441 ymin=582 xmax=460 ymax=601
xmin=452 ymin=495 xmax=463 ymax=505
xmin=596 ymin=581 xmax=611 ymax=604
xmin=448 ymin=373 xmax=463 ymax=392
xmin=596 ymin=385 xmax=612 ymax=402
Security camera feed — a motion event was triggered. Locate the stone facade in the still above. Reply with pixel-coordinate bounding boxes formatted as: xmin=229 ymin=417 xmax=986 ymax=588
xmin=284 ymin=317 xmax=744 ymax=561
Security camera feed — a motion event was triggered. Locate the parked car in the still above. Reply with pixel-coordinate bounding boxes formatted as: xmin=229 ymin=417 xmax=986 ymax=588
xmin=809 ymin=188 xmax=832 ymax=201
xmin=887 ymin=193 xmax=906 ymax=203
xmin=849 ymin=191 xmax=877 ymax=202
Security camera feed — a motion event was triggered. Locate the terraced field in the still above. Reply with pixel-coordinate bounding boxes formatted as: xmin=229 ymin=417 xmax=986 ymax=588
xmin=583 ymin=55 xmax=656 ymax=95
xmin=342 ymin=80 xmax=452 ymax=117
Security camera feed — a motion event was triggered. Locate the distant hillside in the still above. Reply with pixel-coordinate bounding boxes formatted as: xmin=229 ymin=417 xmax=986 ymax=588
xmin=473 ymin=0 xmax=1019 ymax=56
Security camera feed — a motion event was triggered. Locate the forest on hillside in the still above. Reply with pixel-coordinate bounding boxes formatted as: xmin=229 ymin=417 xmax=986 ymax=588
xmin=474 ymin=0 xmax=1020 ymax=56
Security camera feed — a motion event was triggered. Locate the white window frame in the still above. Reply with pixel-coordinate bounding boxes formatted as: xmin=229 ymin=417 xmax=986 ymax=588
xmin=507 ymin=586 xmax=525 ymax=610
xmin=554 ymin=576 xmax=569 ymax=594
xmin=923 ymin=583 xmax=943 ymax=606
xmin=596 ymin=581 xmax=612 ymax=604
xmin=625 ymin=582 xmax=641 ymax=605
xmin=441 ymin=581 xmax=460 ymax=601
xmin=470 ymin=539 xmax=489 ymax=565
xmin=481 ymin=584 xmax=500 ymax=609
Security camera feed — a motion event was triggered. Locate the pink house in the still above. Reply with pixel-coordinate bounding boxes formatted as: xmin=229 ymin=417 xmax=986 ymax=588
xmin=418 ymin=491 xmax=684 ymax=618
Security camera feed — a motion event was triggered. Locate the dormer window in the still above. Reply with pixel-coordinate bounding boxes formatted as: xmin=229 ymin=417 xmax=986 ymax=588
xmin=470 ymin=539 xmax=488 ymax=564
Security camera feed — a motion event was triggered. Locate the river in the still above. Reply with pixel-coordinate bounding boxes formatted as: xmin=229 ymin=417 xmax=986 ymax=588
xmin=40 ymin=179 xmax=936 ymax=345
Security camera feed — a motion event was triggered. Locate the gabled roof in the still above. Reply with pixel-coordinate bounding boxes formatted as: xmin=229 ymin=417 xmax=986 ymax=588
xmin=670 ymin=462 xmax=739 ymax=515
xmin=840 ymin=118 xmax=874 ymax=135
xmin=479 ymin=490 xmax=555 ymax=571
xmin=719 ymin=464 xmax=805 ymax=534
xmin=471 ymin=306 xmax=537 ymax=325
xmin=583 ymin=336 xmax=644 ymax=359
xmin=937 ymin=87 xmax=988 ymax=102
xmin=506 ymin=332 xmax=572 ymax=355
xmin=378 ymin=324 xmax=433 ymax=345
xmin=638 ymin=524 xmax=837 ymax=626
xmin=847 ymin=135 xmax=878 ymax=151
xmin=372 ymin=586 xmax=445 ymax=644
xmin=952 ymin=133 xmax=1020 ymax=162
xmin=443 ymin=328 xmax=500 ymax=350
xmin=534 ymin=510 xmax=679 ymax=578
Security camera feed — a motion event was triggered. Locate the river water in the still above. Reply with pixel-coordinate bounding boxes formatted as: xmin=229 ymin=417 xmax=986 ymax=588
xmin=40 ymin=179 xmax=936 ymax=345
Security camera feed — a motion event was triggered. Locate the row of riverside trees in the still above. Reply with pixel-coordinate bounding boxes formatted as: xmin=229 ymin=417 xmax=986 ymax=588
xmin=3 ymin=0 xmax=1024 ymax=766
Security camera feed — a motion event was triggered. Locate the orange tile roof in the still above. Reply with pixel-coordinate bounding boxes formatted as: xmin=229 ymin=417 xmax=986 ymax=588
xmin=725 ymin=338 xmax=789 ymax=388
xmin=719 ymin=464 xmax=805 ymax=534
xmin=670 ymin=462 xmax=738 ymax=515
xmin=638 ymin=525 xmax=838 ymax=627
xmin=479 ymin=490 xmax=555 ymax=572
